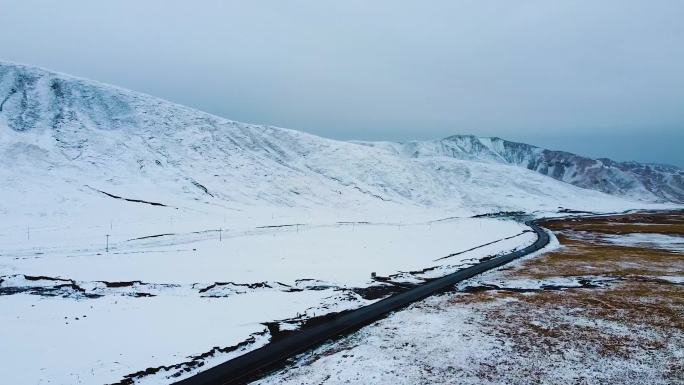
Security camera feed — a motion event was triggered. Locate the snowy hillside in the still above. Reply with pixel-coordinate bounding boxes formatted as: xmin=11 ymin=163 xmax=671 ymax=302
xmin=358 ymin=135 xmax=684 ymax=203
xmin=0 ymin=61 xmax=670 ymax=231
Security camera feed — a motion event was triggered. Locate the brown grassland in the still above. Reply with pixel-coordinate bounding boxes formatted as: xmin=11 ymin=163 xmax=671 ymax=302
xmin=449 ymin=211 xmax=684 ymax=383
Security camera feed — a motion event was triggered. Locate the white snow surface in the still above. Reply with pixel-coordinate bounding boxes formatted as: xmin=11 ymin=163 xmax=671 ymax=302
xmin=1 ymin=218 xmax=534 ymax=286
xmin=0 ymin=218 xmax=538 ymax=385
xmin=0 ymin=61 xmax=677 ymax=384
xmin=599 ymin=232 xmax=684 ymax=253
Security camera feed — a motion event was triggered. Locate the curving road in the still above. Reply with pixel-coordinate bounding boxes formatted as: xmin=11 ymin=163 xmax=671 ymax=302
xmin=175 ymin=221 xmax=550 ymax=385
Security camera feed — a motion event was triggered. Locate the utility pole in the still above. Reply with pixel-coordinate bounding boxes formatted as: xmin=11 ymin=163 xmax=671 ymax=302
xmin=27 ymin=226 xmax=30 ymax=241
xmin=106 ymin=234 xmax=110 ymax=253
xmin=219 ymin=228 xmax=222 ymax=242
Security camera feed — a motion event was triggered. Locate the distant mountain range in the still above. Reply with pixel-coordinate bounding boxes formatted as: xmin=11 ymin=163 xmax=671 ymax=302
xmin=357 ymin=135 xmax=683 ymax=203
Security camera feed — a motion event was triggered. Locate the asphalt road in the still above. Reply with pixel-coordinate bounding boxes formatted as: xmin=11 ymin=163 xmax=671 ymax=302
xmin=175 ymin=221 xmax=550 ymax=385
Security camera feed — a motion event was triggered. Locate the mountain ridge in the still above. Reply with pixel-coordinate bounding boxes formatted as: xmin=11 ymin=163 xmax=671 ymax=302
xmin=355 ymin=134 xmax=683 ymax=203
xmin=0 ymin=61 xmax=678 ymax=228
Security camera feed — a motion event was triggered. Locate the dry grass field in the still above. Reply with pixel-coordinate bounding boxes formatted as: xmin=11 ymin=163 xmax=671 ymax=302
xmin=450 ymin=211 xmax=684 ymax=383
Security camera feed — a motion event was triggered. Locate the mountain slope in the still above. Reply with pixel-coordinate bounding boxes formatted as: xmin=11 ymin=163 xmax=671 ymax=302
xmin=0 ymin=61 xmax=672 ymax=233
xmin=357 ymin=135 xmax=684 ymax=203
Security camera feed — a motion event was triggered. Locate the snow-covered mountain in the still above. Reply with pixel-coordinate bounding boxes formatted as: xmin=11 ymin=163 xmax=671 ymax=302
xmin=0 ymin=61 xmax=675 ymax=230
xmin=358 ymin=135 xmax=684 ymax=203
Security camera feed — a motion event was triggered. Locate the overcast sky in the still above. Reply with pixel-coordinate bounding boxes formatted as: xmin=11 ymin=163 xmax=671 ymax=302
xmin=1 ymin=1 xmax=683 ymax=166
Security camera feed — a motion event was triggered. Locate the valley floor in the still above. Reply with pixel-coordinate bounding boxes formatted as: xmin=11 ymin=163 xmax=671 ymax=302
xmin=0 ymin=213 xmax=536 ymax=384
xmin=254 ymin=211 xmax=684 ymax=385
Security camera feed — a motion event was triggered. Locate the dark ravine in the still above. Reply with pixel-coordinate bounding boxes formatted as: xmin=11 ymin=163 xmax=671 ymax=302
xmin=459 ymin=275 xmax=684 ymax=295
xmin=127 ymin=233 xmax=175 ymax=241
xmin=459 ymin=278 xmax=607 ymax=294
xmin=0 ymin=275 xmax=103 ymax=299
xmin=84 ymin=185 xmax=175 ymax=208
xmin=174 ymin=221 xmax=550 ymax=385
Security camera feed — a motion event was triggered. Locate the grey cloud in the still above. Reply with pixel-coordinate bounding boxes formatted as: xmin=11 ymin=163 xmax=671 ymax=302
xmin=1 ymin=0 xmax=682 ymax=166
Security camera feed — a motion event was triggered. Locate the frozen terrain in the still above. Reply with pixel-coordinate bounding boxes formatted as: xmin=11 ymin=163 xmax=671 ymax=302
xmin=1 ymin=218 xmax=538 ymax=384
xmin=0 ymin=61 xmax=680 ymax=384
xmin=255 ymin=215 xmax=684 ymax=385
